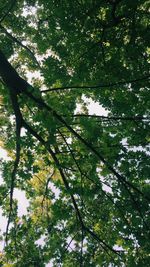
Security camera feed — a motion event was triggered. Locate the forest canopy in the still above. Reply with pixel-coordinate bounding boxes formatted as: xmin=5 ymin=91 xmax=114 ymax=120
xmin=0 ymin=0 xmax=150 ymax=266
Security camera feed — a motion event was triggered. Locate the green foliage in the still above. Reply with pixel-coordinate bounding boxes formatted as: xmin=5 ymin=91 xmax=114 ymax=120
xmin=0 ymin=0 xmax=149 ymax=266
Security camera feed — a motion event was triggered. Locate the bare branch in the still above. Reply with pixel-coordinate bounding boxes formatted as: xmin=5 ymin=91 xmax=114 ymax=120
xmin=67 ymin=114 xmax=150 ymax=121
xmin=41 ymin=75 xmax=150 ymax=93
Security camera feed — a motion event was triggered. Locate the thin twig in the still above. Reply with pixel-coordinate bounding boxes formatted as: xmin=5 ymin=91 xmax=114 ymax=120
xmin=66 ymin=114 xmax=150 ymax=121
xmin=41 ymin=75 xmax=150 ymax=93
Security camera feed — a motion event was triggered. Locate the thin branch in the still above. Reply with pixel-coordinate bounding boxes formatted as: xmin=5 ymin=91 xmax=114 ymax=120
xmin=22 ymin=120 xmax=84 ymax=226
xmin=63 ymin=156 xmax=135 ymax=256
xmin=41 ymin=170 xmax=55 ymax=208
xmin=22 ymin=120 xmax=120 ymax=255
xmin=41 ymin=75 xmax=150 ymax=93
xmin=121 ymin=181 xmax=149 ymax=230
xmin=67 ymin=114 xmax=150 ymax=121
xmin=0 ymin=25 xmax=41 ymax=69
xmin=5 ymin=134 xmax=21 ymax=244
xmin=5 ymin=93 xmax=22 ymax=244
xmin=59 ymin=130 xmax=131 ymax=227
xmin=23 ymin=89 xmax=150 ymax=202
xmin=84 ymin=226 xmax=121 ymax=255
xmin=34 ymin=174 xmax=46 ymax=185
xmin=61 ymin=232 xmax=78 ymax=261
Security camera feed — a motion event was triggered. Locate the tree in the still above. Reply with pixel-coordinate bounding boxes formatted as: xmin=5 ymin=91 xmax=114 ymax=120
xmin=0 ymin=0 xmax=149 ymax=266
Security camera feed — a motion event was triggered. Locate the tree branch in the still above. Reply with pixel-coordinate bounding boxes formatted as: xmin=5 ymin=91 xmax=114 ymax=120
xmin=67 ymin=114 xmax=150 ymax=121
xmin=5 ymin=93 xmax=22 ymax=244
xmin=23 ymin=89 xmax=149 ymax=202
xmin=22 ymin=120 xmax=121 ymax=255
xmin=58 ymin=130 xmax=132 ymax=228
xmin=41 ymin=169 xmax=55 ymax=208
xmin=0 ymin=26 xmax=41 ymax=68
xmin=41 ymin=75 xmax=150 ymax=93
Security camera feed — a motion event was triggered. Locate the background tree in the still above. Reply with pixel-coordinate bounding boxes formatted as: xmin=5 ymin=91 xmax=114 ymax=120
xmin=0 ymin=0 xmax=149 ymax=266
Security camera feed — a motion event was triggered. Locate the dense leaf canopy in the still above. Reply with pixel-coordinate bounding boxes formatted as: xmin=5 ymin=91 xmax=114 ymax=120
xmin=0 ymin=0 xmax=150 ymax=266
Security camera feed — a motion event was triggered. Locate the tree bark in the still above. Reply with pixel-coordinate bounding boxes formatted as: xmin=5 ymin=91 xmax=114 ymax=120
xmin=0 ymin=49 xmax=28 ymax=94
